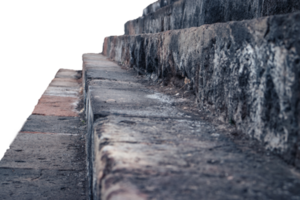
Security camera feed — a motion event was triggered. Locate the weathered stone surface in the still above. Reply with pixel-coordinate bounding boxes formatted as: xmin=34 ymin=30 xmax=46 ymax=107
xmin=0 ymin=68 xmax=87 ymax=199
xmin=142 ymin=0 xmax=180 ymax=16
xmin=103 ymin=12 xmax=300 ymax=165
xmin=125 ymin=0 xmax=300 ymax=35
xmin=92 ymin=115 xmax=300 ymax=200
xmin=0 ymin=133 xmax=84 ymax=170
xmin=88 ymin=79 xmax=188 ymax=118
xmin=84 ymin=53 xmax=300 ymax=200
xmin=21 ymin=115 xmax=82 ymax=134
xmin=0 ymin=168 xmax=86 ymax=200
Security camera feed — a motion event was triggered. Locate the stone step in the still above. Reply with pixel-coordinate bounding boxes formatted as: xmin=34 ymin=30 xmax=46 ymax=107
xmin=0 ymin=69 xmax=87 ymax=200
xmin=125 ymin=0 xmax=300 ymax=35
xmin=104 ymin=11 xmax=300 ymax=166
xmin=83 ymin=53 xmax=300 ymax=200
xmin=142 ymin=0 xmax=180 ymax=16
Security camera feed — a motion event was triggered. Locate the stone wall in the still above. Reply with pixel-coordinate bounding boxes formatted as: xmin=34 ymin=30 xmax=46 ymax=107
xmin=143 ymin=0 xmax=180 ymax=16
xmin=125 ymin=0 xmax=300 ymax=35
xmin=104 ymin=11 xmax=300 ymax=166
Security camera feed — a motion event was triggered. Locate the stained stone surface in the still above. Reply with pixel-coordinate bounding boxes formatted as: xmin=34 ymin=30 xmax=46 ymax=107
xmin=21 ymin=115 xmax=81 ymax=134
xmin=103 ymin=11 xmax=300 ymax=165
xmin=83 ymin=53 xmax=300 ymax=200
xmin=92 ymin=116 xmax=300 ymax=200
xmin=0 ymin=168 xmax=86 ymax=200
xmin=0 ymin=69 xmax=87 ymax=200
xmin=125 ymin=0 xmax=300 ymax=35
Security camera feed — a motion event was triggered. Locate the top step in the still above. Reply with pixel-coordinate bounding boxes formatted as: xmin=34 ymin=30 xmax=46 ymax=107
xmin=125 ymin=0 xmax=300 ymax=35
xmin=143 ymin=0 xmax=180 ymax=16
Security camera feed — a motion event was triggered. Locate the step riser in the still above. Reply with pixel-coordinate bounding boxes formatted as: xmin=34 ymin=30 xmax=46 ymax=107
xmin=104 ymin=12 xmax=300 ymax=166
xmin=143 ymin=0 xmax=180 ymax=16
xmin=126 ymin=0 xmax=300 ymax=35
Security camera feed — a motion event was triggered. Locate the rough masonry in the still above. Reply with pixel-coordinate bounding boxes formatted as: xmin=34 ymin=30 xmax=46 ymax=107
xmin=125 ymin=0 xmax=300 ymax=35
xmin=104 ymin=11 xmax=300 ymax=166
xmin=84 ymin=53 xmax=300 ymax=200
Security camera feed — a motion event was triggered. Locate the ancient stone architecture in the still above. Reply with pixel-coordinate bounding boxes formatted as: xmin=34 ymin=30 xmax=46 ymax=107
xmin=101 ymin=0 xmax=300 ymax=166
xmin=1 ymin=0 xmax=300 ymax=199
xmin=125 ymin=0 xmax=300 ymax=35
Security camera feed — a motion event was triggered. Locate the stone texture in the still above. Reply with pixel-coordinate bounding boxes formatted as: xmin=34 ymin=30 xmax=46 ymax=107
xmin=91 ymin=115 xmax=300 ymax=200
xmin=0 ymin=68 xmax=87 ymax=199
xmin=142 ymin=1 xmax=161 ymax=16
xmin=32 ymin=95 xmax=79 ymax=117
xmin=84 ymin=53 xmax=300 ymax=200
xmin=88 ymin=79 xmax=189 ymax=118
xmin=125 ymin=0 xmax=300 ymax=35
xmin=0 ymin=168 xmax=86 ymax=200
xmin=21 ymin=115 xmax=82 ymax=134
xmin=103 ymin=12 xmax=300 ymax=165
xmin=142 ymin=0 xmax=180 ymax=16
xmin=0 ymin=133 xmax=84 ymax=170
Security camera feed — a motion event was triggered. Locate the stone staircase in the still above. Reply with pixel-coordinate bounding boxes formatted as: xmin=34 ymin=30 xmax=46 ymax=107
xmin=104 ymin=0 xmax=300 ymax=166
xmin=84 ymin=53 xmax=300 ymax=200
xmin=1 ymin=0 xmax=300 ymax=200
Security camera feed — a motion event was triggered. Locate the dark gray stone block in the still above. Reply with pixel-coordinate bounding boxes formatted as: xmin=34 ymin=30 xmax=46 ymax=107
xmin=103 ymin=12 xmax=300 ymax=165
xmin=125 ymin=0 xmax=300 ymax=35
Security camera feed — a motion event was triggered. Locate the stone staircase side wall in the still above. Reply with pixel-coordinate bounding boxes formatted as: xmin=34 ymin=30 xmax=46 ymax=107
xmin=143 ymin=0 xmax=181 ymax=16
xmin=125 ymin=0 xmax=300 ymax=35
xmin=104 ymin=12 xmax=300 ymax=166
